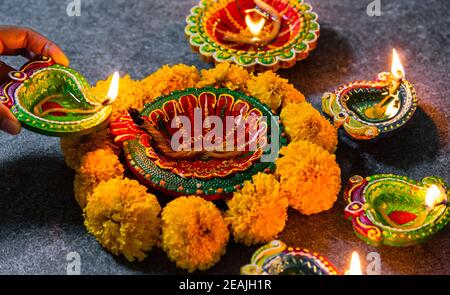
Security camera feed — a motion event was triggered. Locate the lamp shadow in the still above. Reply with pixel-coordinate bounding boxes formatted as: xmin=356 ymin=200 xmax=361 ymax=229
xmin=0 ymin=155 xmax=82 ymax=225
xmin=279 ymin=25 xmax=354 ymax=100
xmin=113 ymin=240 xmax=256 ymax=275
xmin=339 ymin=106 xmax=443 ymax=169
xmin=374 ymin=229 xmax=450 ymax=275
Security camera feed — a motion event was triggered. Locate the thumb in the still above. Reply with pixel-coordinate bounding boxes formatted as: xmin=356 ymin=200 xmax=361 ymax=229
xmin=0 ymin=103 xmax=21 ymax=135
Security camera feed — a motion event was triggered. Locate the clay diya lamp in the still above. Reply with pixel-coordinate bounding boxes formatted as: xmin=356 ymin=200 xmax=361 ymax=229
xmin=0 ymin=56 xmax=119 ymax=137
xmin=322 ymin=49 xmax=418 ymax=140
xmin=241 ymin=240 xmax=339 ymax=275
xmin=344 ymin=174 xmax=450 ymax=247
xmin=110 ymin=87 xmax=286 ymax=200
xmin=185 ymin=0 xmax=320 ymax=71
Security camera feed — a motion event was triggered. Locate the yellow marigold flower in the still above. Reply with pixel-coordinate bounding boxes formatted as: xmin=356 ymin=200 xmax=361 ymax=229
xmin=161 ymin=196 xmax=229 ymax=272
xmin=197 ymin=62 xmax=251 ymax=91
xmin=84 ymin=177 xmax=161 ymax=262
xmin=280 ymin=102 xmax=338 ymax=153
xmin=281 ymin=83 xmax=306 ymax=106
xmin=226 ymin=173 xmax=288 ymax=246
xmin=275 ymin=141 xmax=341 ymax=215
xmin=74 ymin=149 xmax=124 ymax=208
xmin=60 ymin=128 xmax=119 ymax=171
xmin=246 ymin=71 xmax=304 ymax=112
xmin=140 ymin=64 xmax=200 ymax=99
xmin=91 ymin=74 xmax=149 ymax=120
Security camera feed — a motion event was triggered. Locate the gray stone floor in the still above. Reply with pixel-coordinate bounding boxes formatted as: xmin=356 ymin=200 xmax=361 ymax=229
xmin=0 ymin=0 xmax=449 ymax=274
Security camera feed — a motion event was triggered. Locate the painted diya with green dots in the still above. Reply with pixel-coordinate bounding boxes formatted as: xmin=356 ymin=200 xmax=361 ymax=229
xmin=322 ymin=49 xmax=418 ymax=140
xmin=0 ymin=56 xmax=117 ymax=137
xmin=185 ymin=0 xmax=320 ymax=71
xmin=344 ymin=174 xmax=450 ymax=247
xmin=110 ymin=87 xmax=286 ymax=200
xmin=241 ymin=240 xmax=339 ymax=275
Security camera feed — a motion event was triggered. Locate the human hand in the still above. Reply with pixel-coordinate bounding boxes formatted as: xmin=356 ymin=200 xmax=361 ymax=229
xmin=0 ymin=103 xmax=21 ymax=135
xmin=0 ymin=26 xmax=69 ymax=135
xmin=0 ymin=26 xmax=69 ymax=66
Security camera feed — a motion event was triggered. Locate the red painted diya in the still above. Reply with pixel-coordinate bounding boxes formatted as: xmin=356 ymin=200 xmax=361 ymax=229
xmin=110 ymin=87 xmax=286 ymax=200
xmin=185 ymin=0 xmax=320 ymax=71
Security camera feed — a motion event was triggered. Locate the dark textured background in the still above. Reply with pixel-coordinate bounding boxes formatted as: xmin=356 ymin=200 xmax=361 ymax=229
xmin=0 ymin=0 xmax=449 ymax=275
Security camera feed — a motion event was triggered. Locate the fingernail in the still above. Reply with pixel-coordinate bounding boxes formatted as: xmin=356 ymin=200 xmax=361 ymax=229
xmin=0 ymin=118 xmax=21 ymax=135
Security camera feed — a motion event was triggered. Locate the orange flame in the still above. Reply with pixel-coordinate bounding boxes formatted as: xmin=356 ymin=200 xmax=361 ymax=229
xmin=425 ymin=185 xmax=446 ymax=209
xmin=391 ymin=49 xmax=405 ymax=80
xmin=106 ymin=72 xmax=120 ymax=103
xmin=347 ymin=252 xmax=363 ymax=275
xmin=245 ymin=10 xmax=266 ymax=37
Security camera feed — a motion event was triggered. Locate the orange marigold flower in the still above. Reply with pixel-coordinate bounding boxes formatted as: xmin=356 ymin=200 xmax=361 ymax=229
xmin=226 ymin=173 xmax=288 ymax=246
xmin=197 ymin=62 xmax=251 ymax=91
xmin=161 ymin=196 xmax=229 ymax=272
xmin=74 ymin=148 xmax=124 ymax=208
xmin=140 ymin=64 xmax=200 ymax=99
xmin=281 ymin=82 xmax=306 ymax=106
xmin=246 ymin=71 xmax=304 ymax=112
xmin=60 ymin=128 xmax=119 ymax=171
xmin=84 ymin=177 xmax=161 ymax=262
xmin=275 ymin=141 xmax=341 ymax=215
xmin=280 ymin=102 xmax=338 ymax=153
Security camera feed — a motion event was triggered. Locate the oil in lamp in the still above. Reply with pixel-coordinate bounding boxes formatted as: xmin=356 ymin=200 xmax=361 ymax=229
xmin=322 ymin=49 xmax=417 ymax=140
xmin=344 ymin=174 xmax=450 ymax=247
xmin=222 ymin=1 xmax=280 ymax=48
xmin=186 ymin=0 xmax=320 ymax=71
xmin=0 ymin=56 xmax=119 ymax=137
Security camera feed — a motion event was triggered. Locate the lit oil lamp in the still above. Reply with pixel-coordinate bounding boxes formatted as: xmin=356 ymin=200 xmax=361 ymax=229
xmin=186 ymin=0 xmax=320 ymax=71
xmin=322 ymin=49 xmax=417 ymax=140
xmin=240 ymin=240 xmax=339 ymax=275
xmin=0 ymin=56 xmax=119 ymax=137
xmin=344 ymin=174 xmax=450 ymax=247
xmin=222 ymin=1 xmax=280 ymax=48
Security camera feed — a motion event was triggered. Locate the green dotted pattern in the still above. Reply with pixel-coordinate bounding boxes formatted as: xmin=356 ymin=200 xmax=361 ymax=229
xmin=322 ymin=77 xmax=418 ymax=140
xmin=185 ymin=0 xmax=320 ymax=69
xmin=362 ymin=174 xmax=450 ymax=247
xmin=123 ymin=87 xmax=287 ymax=197
xmin=11 ymin=64 xmax=111 ymax=137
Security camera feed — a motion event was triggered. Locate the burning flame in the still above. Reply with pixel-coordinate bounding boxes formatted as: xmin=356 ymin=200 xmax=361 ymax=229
xmin=347 ymin=251 xmax=363 ymax=275
xmin=425 ymin=185 xmax=445 ymax=209
xmin=106 ymin=72 xmax=120 ymax=103
xmin=245 ymin=11 xmax=266 ymax=37
xmin=391 ymin=49 xmax=405 ymax=80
